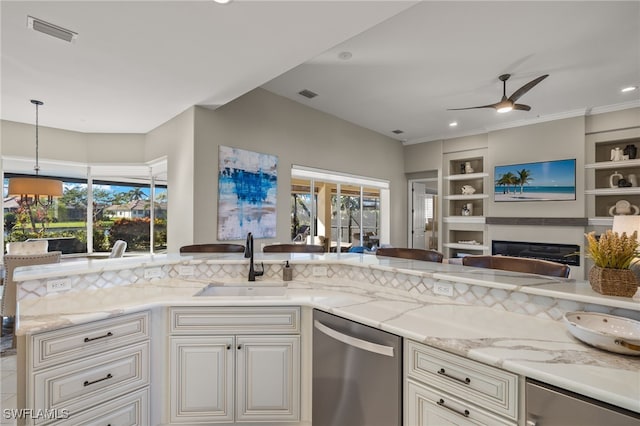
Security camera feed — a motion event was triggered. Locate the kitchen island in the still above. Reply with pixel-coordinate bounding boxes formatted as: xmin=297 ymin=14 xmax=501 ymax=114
xmin=12 ymin=253 xmax=640 ymax=425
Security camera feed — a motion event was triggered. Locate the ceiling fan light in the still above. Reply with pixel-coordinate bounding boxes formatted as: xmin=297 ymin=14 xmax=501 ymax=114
xmin=496 ymin=99 xmax=514 ymax=113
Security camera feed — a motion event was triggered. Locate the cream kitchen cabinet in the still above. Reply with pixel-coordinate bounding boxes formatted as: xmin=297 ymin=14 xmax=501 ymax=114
xmin=54 ymin=387 xmax=149 ymax=426
xmin=22 ymin=311 xmax=150 ymax=426
xmin=169 ymin=306 xmax=301 ymax=424
xmin=405 ymin=340 xmax=518 ymax=426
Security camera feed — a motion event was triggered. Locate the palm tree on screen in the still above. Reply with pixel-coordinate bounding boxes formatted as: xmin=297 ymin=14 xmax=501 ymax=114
xmin=517 ymin=169 xmax=533 ymax=194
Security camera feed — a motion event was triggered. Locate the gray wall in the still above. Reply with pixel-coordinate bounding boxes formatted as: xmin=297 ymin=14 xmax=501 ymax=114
xmin=487 ymin=116 xmax=585 ymax=217
xmin=144 ymin=107 xmax=194 ymax=252
xmin=191 ymin=88 xmax=407 ymax=246
xmin=1 ymin=120 xmax=146 ymax=164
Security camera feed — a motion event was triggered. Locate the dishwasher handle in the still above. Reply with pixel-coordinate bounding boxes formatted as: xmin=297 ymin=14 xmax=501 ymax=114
xmin=314 ymin=320 xmax=395 ymax=357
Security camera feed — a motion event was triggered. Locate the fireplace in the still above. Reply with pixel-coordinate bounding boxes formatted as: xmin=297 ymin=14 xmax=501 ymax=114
xmin=492 ymin=240 xmax=580 ymax=266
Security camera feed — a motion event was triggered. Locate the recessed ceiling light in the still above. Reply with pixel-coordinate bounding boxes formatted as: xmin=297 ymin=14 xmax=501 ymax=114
xmin=621 ymin=86 xmax=638 ymax=93
xmin=213 ymin=0 xmax=233 ymax=4
xmin=391 ymin=129 xmax=404 ymax=135
xmin=449 ymin=122 xmax=458 ymax=127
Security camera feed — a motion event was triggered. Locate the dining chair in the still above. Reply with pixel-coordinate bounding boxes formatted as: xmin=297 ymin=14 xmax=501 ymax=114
xmin=5 ymin=240 xmax=49 ymax=255
xmin=109 ymin=240 xmax=128 ymax=258
xmin=180 ymin=243 xmax=245 ymax=253
xmin=1 ymin=251 xmax=62 ymax=348
xmin=461 ymin=255 xmax=570 ymax=278
xmin=376 ymin=247 xmax=444 ymax=263
xmin=263 ymin=244 xmax=325 ymax=253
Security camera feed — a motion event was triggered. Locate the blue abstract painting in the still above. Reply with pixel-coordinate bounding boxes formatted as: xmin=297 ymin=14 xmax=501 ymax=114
xmin=218 ymin=146 xmax=278 ymax=240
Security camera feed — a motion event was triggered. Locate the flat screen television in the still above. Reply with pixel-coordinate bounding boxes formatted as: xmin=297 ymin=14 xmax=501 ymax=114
xmin=494 ymin=158 xmax=576 ymax=202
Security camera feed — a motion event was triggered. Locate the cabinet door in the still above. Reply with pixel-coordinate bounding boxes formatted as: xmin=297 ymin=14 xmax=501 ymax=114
xmin=170 ymin=336 xmax=234 ymax=424
xmin=235 ymin=335 xmax=300 ymax=422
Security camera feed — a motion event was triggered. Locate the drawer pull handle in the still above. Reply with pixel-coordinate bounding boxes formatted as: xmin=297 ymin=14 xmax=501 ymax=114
xmin=437 ymin=398 xmax=470 ymax=418
xmin=84 ymin=332 xmax=113 ymax=342
xmin=83 ymin=373 xmax=113 ymax=387
xmin=438 ymin=368 xmax=470 ymax=385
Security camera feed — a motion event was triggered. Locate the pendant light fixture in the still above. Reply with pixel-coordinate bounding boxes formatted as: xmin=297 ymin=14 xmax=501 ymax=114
xmin=8 ymin=100 xmax=63 ymax=208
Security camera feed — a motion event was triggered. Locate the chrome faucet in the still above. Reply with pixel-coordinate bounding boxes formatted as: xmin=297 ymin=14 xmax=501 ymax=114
xmin=244 ymin=232 xmax=264 ymax=281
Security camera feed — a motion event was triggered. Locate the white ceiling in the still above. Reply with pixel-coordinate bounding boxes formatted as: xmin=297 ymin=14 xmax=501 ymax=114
xmin=2 ymin=1 xmax=639 ymax=144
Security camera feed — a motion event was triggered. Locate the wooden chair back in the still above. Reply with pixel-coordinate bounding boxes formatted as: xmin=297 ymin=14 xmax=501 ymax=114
xmin=376 ymin=247 xmax=444 ymax=263
xmin=263 ymin=244 xmax=325 ymax=253
xmin=180 ymin=244 xmax=245 ymax=253
xmin=461 ymin=255 xmax=570 ymax=278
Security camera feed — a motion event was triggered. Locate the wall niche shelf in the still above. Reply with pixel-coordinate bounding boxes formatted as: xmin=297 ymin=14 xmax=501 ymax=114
xmin=443 ymin=217 xmax=486 ymax=224
xmin=444 ymin=194 xmax=490 ymax=201
xmin=444 ymin=172 xmax=489 ymax=181
xmin=584 ymin=187 xmax=640 ymax=195
xmin=585 ymin=159 xmax=640 ymax=169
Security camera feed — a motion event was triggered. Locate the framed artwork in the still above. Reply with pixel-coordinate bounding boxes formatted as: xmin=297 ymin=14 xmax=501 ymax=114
xmin=494 ymin=158 xmax=576 ymax=202
xmin=217 ymin=146 xmax=278 ymax=240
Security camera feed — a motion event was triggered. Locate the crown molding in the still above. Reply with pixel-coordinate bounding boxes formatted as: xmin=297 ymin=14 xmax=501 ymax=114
xmin=587 ymin=99 xmax=640 ymax=115
xmin=404 ymin=102 xmax=640 ymax=146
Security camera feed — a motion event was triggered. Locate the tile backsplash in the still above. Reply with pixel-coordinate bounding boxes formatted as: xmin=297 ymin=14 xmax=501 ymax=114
xmin=16 ymin=259 xmax=640 ymax=322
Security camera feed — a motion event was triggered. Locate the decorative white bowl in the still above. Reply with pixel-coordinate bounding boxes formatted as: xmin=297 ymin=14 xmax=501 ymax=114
xmin=563 ymin=311 xmax=640 ymax=356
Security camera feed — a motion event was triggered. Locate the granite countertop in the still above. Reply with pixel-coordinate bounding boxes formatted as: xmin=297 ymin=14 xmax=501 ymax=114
xmin=16 ymin=272 xmax=640 ymax=414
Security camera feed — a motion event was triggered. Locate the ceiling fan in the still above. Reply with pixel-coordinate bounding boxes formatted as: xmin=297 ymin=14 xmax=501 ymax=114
xmin=448 ymin=73 xmax=549 ymax=113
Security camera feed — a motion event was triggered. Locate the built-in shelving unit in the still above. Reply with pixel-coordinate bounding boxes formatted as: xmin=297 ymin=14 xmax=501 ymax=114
xmin=585 ymin=136 xmax=640 ymax=221
xmin=442 ymin=149 xmax=489 ymax=259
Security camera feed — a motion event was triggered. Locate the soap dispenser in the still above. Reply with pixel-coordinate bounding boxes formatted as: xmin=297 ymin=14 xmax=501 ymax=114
xmin=283 ymin=261 xmax=293 ymax=281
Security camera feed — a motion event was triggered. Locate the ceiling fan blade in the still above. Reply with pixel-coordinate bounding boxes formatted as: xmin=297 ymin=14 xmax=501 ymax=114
xmin=508 ymin=74 xmax=548 ymax=103
xmin=513 ymin=104 xmax=531 ymax=111
xmin=447 ymin=103 xmax=498 ymax=111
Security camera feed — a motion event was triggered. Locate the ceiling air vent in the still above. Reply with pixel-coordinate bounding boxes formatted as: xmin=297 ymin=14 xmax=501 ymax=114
xmin=298 ymin=89 xmax=318 ymax=99
xmin=391 ymin=129 xmax=404 ymax=135
xmin=27 ymin=16 xmax=78 ymax=43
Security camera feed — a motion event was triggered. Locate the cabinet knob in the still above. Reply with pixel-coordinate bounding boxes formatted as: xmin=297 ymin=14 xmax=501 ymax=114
xmin=226 ymin=345 xmax=231 ymax=350
xmin=237 ymin=344 xmax=242 ymax=350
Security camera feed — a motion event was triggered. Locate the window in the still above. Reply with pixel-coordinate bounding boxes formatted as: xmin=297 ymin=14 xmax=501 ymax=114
xmin=92 ymin=180 xmax=167 ymax=253
xmin=2 ymin=158 xmax=167 ymax=255
xmin=291 ymin=166 xmax=389 ymax=252
xmin=3 ymin=175 xmax=89 ymax=254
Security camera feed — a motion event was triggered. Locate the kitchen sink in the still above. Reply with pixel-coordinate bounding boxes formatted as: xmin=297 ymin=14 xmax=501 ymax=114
xmin=194 ymin=283 xmax=287 ymax=297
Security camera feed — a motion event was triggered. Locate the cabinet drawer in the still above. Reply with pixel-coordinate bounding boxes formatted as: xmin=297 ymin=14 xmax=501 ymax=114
xmin=406 ymin=340 xmax=518 ymax=420
xmin=32 ymin=311 xmax=149 ymax=369
xmin=56 ymin=387 xmax=149 ymax=426
xmin=170 ymin=306 xmax=300 ymax=334
xmin=406 ymin=379 xmax=516 ymax=426
xmin=33 ymin=341 xmax=149 ymax=425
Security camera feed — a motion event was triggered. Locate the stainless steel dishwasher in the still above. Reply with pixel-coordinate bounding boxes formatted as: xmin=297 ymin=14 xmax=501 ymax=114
xmin=313 ymin=309 xmax=402 ymax=426
xmin=526 ymin=379 xmax=640 ymax=425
